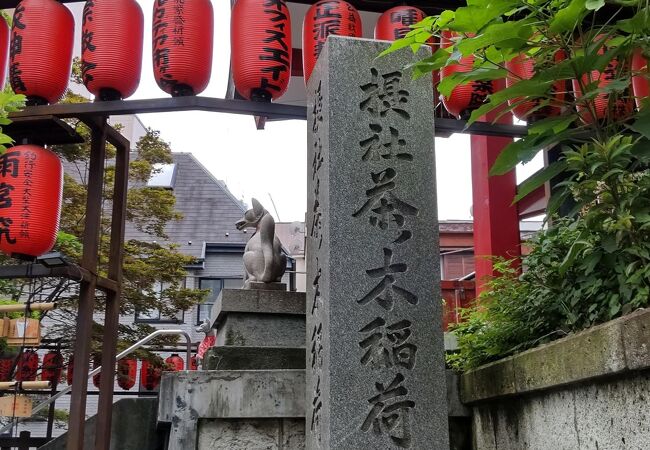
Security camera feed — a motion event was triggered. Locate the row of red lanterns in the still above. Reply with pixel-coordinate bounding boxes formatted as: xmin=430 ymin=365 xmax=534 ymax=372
xmin=0 ymin=351 xmax=197 ymax=390
xmin=0 ymin=0 xmax=423 ymax=105
xmin=0 ymin=0 xmax=645 ymax=121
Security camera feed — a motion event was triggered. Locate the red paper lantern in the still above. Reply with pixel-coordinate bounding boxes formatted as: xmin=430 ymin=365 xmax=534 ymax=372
xmin=303 ymin=0 xmax=362 ymax=84
xmin=10 ymin=0 xmax=74 ymax=105
xmin=190 ymin=354 xmax=198 ymax=370
xmin=152 ymin=0 xmax=213 ymax=96
xmin=66 ymin=356 xmax=74 ymax=385
xmin=41 ymin=351 xmax=63 ymax=384
xmin=632 ymin=50 xmax=649 ymax=109
xmin=0 ymin=145 xmax=63 ymax=260
xmin=140 ymin=360 xmax=162 ymax=391
xmin=572 ymin=38 xmax=634 ymax=124
xmin=374 ymin=6 xmax=425 ymax=41
xmin=165 ymin=353 xmax=184 ymax=371
xmin=15 ymin=350 xmax=38 ymax=382
xmin=231 ymin=0 xmax=291 ymax=102
xmin=440 ymin=31 xmax=501 ymax=119
xmin=82 ymin=0 xmax=144 ymax=100
xmin=0 ymin=18 xmax=9 ymax=91
xmin=0 ymin=356 xmax=14 ymax=382
xmin=505 ymin=53 xmax=565 ymax=122
xmin=117 ymin=358 xmax=137 ymax=390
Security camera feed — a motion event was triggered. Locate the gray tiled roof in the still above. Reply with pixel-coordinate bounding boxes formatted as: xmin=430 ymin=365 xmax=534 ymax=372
xmin=124 ymin=152 xmax=250 ymax=259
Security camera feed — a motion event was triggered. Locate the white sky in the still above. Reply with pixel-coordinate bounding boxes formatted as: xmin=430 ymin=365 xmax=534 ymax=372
xmin=62 ymin=1 xmax=542 ymax=223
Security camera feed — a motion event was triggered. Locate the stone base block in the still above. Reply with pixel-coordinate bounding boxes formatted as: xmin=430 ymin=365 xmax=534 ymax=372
xmin=158 ymin=370 xmax=305 ymax=450
xmin=198 ymin=418 xmax=305 ymax=450
xmin=203 ymin=346 xmax=305 ymax=370
xmin=211 ymin=289 xmax=306 ymax=348
xmin=217 ymin=313 xmax=305 ymax=348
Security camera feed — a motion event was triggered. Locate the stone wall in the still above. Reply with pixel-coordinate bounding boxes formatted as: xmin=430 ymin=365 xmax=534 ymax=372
xmin=461 ymin=308 xmax=650 ymax=450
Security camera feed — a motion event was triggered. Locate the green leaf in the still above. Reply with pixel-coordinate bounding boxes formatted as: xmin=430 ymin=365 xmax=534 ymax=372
xmin=585 ymin=0 xmax=605 ymax=11
xmin=629 ymin=105 xmax=650 ymax=140
xmin=437 ymin=67 xmax=507 ymax=97
xmin=456 ymin=19 xmax=534 ymax=56
xmin=549 ymin=0 xmax=587 ymax=34
xmin=490 ymin=129 xmax=573 ymax=175
xmin=514 ymin=161 xmax=568 ymax=203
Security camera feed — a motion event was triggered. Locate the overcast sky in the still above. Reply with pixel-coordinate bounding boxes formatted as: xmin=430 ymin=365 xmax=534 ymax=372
xmin=61 ymin=0 xmax=542 ymax=223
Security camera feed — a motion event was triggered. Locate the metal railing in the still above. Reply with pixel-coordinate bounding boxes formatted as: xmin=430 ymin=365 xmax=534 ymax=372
xmin=0 ymin=329 xmax=192 ymax=435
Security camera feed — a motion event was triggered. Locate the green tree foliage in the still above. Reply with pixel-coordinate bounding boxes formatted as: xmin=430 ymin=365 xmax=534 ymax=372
xmin=383 ymin=0 xmax=650 ymax=368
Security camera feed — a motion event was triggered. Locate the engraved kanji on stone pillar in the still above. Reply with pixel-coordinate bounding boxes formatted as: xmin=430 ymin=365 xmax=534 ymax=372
xmin=306 ymin=36 xmax=449 ymax=450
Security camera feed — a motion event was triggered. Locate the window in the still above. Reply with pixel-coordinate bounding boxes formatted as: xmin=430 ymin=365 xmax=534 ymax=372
xmin=197 ymin=278 xmax=242 ymax=324
xmin=135 ymin=282 xmax=185 ymax=323
xmin=147 ymin=164 xmax=177 ymax=189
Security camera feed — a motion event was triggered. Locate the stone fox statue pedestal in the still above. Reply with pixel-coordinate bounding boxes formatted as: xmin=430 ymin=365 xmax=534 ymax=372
xmin=157 ymin=287 xmax=307 ymax=450
xmin=236 ymin=198 xmax=287 ymax=290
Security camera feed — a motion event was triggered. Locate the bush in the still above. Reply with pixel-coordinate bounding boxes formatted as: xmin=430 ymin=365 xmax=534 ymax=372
xmin=448 ymin=215 xmax=650 ymax=371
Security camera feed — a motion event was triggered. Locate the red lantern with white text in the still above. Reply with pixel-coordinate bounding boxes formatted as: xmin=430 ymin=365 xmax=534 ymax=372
xmin=572 ymin=38 xmax=634 ymax=123
xmin=505 ymin=53 xmax=566 ymax=122
xmin=15 ymin=350 xmax=37 ymax=382
xmin=41 ymin=351 xmax=63 ymax=384
xmin=152 ymin=0 xmax=213 ymax=96
xmin=140 ymin=360 xmax=162 ymax=391
xmin=117 ymin=358 xmax=137 ymax=390
xmin=440 ymin=31 xmax=501 ymax=119
xmin=374 ymin=6 xmax=425 ymax=41
xmin=231 ymin=0 xmax=291 ymax=102
xmin=0 ymin=145 xmax=63 ymax=259
xmin=165 ymin=353 xmax=184 ymax=372
xmin=10 ymin=0 xmax=74 ymax=105
xmin=632 ymin=50 xmax=649 ymax=109
xmin=82 ymin=0 xmax=144 ymax=100
xmin=303 ymin=0 xmax=361 ymax=84
xmin=0 ymin=356 xmax=14 ymax=382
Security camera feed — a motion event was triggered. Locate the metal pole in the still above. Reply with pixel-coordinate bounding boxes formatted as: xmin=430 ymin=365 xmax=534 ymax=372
xmin=95 ymin=129 xmax=130 ymax=450
xmin=67 ymin=116 xmax=107 ymax=450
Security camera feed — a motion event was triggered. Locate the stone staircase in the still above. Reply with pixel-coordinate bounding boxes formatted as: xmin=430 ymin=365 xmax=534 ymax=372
xmin=156 ymin=288 xmax=307 ymax=450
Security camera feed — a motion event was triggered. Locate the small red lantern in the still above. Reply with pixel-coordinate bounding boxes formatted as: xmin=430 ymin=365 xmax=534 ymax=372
xmin=303 ymin=0 xmax=362 ymax=84
xmin=152 ymin=0 xmax=213 ymax=96
xmin=632 ymin=50 xmax=648 ymax=109
xmin=572 ymin=38 xmax=634 ymax=124
xmin=140 ymin=360 xmax=162 ymax=391
xmin=15 ymin=350 xmax=38 ymax=382
xmin=66 ymin=356 xmax=74 ymax=385
xmin=374 ymin=6 xmax=425 ymax=41
xmin=505 ymin=53 xmax=565 ymax=122
xmin=41 ymin=351 xmax=63 ymax=384
xmin=10 ymin=0 xmax=74 ymax=105
xmin=0 ymin=145 xmax=63 ymax=260
xmin=231 ymin=0 xmax=291 ymax=102
xmin=0 ymin=356 xmax=14 ymax=382
xmin=117 ymin=358 xmax=137 ymax=390
xmin=190 ymin=354 xmax=198 ymax=370
xmin=0 ymin=18 xmax=9 ymax=91
xmin=165 ymin=353 xmax=184 ymax=372
xmin=82 ymin=0 xmax=144 ymax=101
xmin=440 ymin=31 xmax=501 ymax=119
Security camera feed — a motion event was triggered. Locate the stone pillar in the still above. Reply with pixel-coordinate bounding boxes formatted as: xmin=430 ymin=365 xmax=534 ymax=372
xmin=306 ymin=36 xmax=449 ymax=450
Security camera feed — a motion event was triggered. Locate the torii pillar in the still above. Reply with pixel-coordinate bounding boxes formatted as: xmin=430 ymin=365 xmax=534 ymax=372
xmin=470 ymin=110 xmax=521 ymax=293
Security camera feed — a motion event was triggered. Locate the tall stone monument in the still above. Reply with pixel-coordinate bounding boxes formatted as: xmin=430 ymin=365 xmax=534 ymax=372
xmin=306 ymin=36 xmax=449 ymax=449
